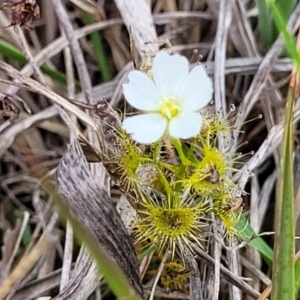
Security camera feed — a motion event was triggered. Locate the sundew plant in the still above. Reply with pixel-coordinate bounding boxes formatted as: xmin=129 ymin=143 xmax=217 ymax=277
xmin=107 ymin=51 xmax=246 ymax=261
xmin=1 ymin=0 xmax=300 ymax=299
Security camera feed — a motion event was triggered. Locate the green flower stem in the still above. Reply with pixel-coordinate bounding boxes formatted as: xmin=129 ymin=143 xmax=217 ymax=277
xmin=140 ymin=158 xmax=177 ymax=174
xmin=171 ymin=139 xmax=196 ymax=206
xmin=155 ymin=167 xmax=172 ymax=201
xmin=136 ymin=157 xmax=174 ymax=200
xmin=172 ymin=139 xmax=191 ymax=166
xmin=186 ymin=139 xmax=197 ymax=162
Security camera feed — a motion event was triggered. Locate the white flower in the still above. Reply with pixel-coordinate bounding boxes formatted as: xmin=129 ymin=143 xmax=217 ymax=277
xmin=122 ymin=51 xmax=213 ymax=144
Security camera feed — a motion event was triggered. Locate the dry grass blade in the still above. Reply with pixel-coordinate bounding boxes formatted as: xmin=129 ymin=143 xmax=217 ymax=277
xmin=52 ymin=0 xmax=93 ymax=104
xmin=13 ymin=269 xmax=65 ymax=300
xmin=56 ymin=138 xmax=143 ymax=296
xmin=0 ymin=61 xmax=105 ymax=150
xmin=0 ymin=211 xmax=30 ymax=284
xmin=53 ymin=251 xmax=101 ymax=300
xmin=183 ymin=246 xmax=203 ymax=300
xmin=193 ymin=245 xmax=260 ymax=299
xmin=213 ymin=0 xmax=232 ymax=116
xmin=235 ymin=3 xmax=300 ymax=131
xmin=236 ymin=109 xmax=300 ymax=191
xmin=3 ymin=19 xmax=123 ymax=97
xmin=0 ymin=234 xmax=58 ymax=299
xmin=213 ymin=1 xmax=232 ymax=297
xmin=0 ymin=106 xmax=58 ymax=158
xmin=114 ymin=0 xmax=158 ymax=53
xmin=59 ymin=222 xmax=73 ymax=292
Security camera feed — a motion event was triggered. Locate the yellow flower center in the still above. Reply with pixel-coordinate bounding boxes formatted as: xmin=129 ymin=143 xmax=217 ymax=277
xmin=159 ymin=98 xmax=180 ymax=119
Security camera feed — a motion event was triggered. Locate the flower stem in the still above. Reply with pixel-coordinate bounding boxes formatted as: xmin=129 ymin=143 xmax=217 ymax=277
xmin=172 ymin=139 xmax=191 ymax=166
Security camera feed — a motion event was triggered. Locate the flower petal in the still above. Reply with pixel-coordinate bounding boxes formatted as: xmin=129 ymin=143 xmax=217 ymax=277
xmin=168 ymin=112 xmax=202 ymax=139
xmin=176 ymin=64 xmax=213 ymax=112
xmin=122 ymin=113 xmax=167 ymax=144
xmin=152 ymin=52 xmax=189 ymax=98
xmin=123 ymin=71 xmax=160 ymax=111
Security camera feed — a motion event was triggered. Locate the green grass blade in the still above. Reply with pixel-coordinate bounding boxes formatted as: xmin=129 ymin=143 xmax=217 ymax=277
xmin=84 ymin=13 xmax=112 ymax=82
xmin=22 ymin=224 xmax=32 ymax=246
xmin=267 ymin=0 xmax=300 ymax=66
xmin=266 ymin=3 xmax=297 ymax=298
xmin=257 ymin=0 xmax=274 ymax=51
xmin=39 ymin=65 xmax=68 ymax=86
xmin=235 ymin=215 xmax=274 ymax=265
xmin=271 ymin=77 xmax=295 ymax=300
xmin=257 ymin=0 xmax=297 ymax=51
xmin=0 ymin=39 xmax=27 ymax=63
xmin=271 ymin=0 xmax=297 ymax=40
xmin=0 ymin=39 xmax=80 ymax=89
xmin=276 ymin=0 xmax=297 ymax=21
xmin=295 ymin=260 xmax=300 ymax=292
